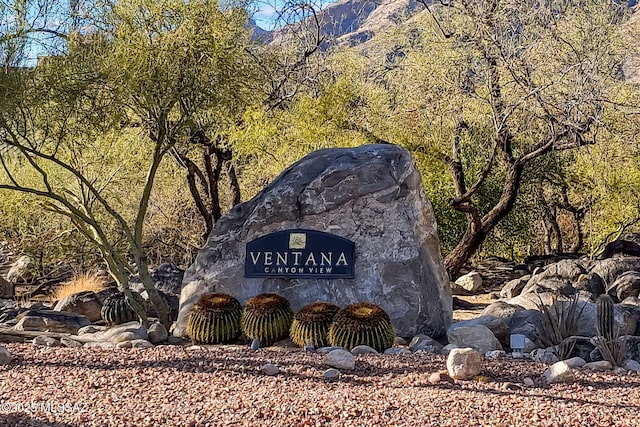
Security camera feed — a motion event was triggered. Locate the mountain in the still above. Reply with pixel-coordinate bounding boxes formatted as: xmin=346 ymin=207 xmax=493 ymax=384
xmin=256 ymin=0 xmax=424 ymax=47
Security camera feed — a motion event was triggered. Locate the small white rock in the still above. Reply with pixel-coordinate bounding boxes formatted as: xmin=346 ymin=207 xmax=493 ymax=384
xmin=544 ymin=361 xmax=575 ymax=384
xmin=446 ymin=348 xmax=482 ymax=380
xmin=325 ymin=349 xmax=355 ymax=370
xmin=523 ymin=377 xmax=535 ymax=387
xmin=130 ymin=339 xmax=154 ymax=349
xmin=260 ymin=363 xmax=280 ymax=376
xmin=32 ymin=336 xmax=60 ymax=347
xmin=394 ymin=337 xmax=408 ymax=346
xmin=116 ymin=340 xmax=133 ymax=349
xmin=186 ymin=345 xmax=204 ymax=351
xmin=323 ymin=368 xmax=341 ymax=380
xmin=84 ymin=341 xmax=115 ymax=349
xmin=511 ymin=351 xmax=525 ymax=359
xmin=250 ymin=339 xmax=260 ymax=351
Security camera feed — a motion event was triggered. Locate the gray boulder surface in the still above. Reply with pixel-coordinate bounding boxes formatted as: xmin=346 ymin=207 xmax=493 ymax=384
xmin=176 ymin=144 xmax=452 ymax=338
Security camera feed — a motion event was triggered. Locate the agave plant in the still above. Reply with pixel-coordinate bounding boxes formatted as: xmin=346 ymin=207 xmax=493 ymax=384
xmin=328 ymin=302 xmax=395 ymax=352
xmin=187 ymin=293 xmax=243 ymax=344
xmin=290 ymin=301 xmax=340 ymax=348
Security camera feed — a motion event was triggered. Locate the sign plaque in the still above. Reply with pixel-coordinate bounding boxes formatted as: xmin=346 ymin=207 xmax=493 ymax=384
xmin=244 ymin=229 xmax=355 ymax=278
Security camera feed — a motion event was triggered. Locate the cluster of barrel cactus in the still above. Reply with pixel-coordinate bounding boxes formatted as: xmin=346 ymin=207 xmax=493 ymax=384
xmin=186 ymin=293 xmax=396 ymax=351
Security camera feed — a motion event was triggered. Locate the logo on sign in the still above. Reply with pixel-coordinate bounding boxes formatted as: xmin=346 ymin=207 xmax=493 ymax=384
xmin=244 ymin=229 xmax=355 ymax=278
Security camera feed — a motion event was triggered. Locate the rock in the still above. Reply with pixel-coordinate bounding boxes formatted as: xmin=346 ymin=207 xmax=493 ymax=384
xmin=86 ymin=321 xmax=148 ymax=344
xmin=574 ymin=273 xmax=605 ymax=298
xmin=523 ymin=377 xmax=535 ymax=387
xmin=531 ymin=347 xmax=559 ymax=364
xmin=500 ymin=276 xmax=530 ymax=299
xmin=481 ymin=302 xmax=524 ymax=319
xmin=428 ymin=371 xmax=455 ymax=384
xmin=0 ymin=276 xmax=13 ymax=299
xmin=590 ymin=256 xmax=640 ymax=288
xmin=84 ymin=341 xmax=115 ymax=349
xmin=452 ymin=272 xmax=483 ymax=295
xmin=485 ymin=350 xmax=506 ymax=359
xmin=250 ymin=339 xmax=260 ymax=351
xmin=0 ymin=346 xmax=11 ymax=365
xmin=520 ymin=259 xmax=587 ymax=296
xmin=408 ymin=334 xmax=443 ymax=353
xmin=501 ymin=382 xmax=523 ymax=391
xmin=383 ymin=347 xmax=412 ymax=355
xmin=130 ymin=263 xmax=184 ymax=296
xmin=601 ymin=239 xmax=640 ymax=259
xmin=609 ymin=271 xmax=640 ymax=302
xmin=572 ymin=336 xmax=596 ymax=361
xmin=583 ymin=361 xmax=612 ymax=371
xmin=6 ymin=255 xmax=32 ymax=283
xmin=564 ymin=357 xmax=587 ymax=368
xmin=176 ymin=144 xmax=452 ymax=338
xmin=448 ymin=316 xmax=509 ymax=347
xmin=273 ymin=338 xmax=297 ymax=349
xmin=325 ymin=349 xmax=355 ymax=370
xmin=14 ymin=309 xmax=91 ymax=334
xmin=131 ymin=339 xmax=154 ymax=349
xmin=323 ymin=368 xmax=341 ymax=380
xmin=116 ymin=341 xmax=132 ymax=349
xmin=446 ymin=348 xmax=482 ymax=380
xmin=78 ymin=325 xmax=106 ymax=335
xmin=393 ymin=337 xmax=408 ymax=346
xmin=624 ymin=359 xmax=640 ymax=371
xmin=148 ymin=322 xmax=168 ymax=344
xmin=446 ymin=325 xmax=502 ymax=354
xmin=32 ymin=336 xmax=61 ymax=347
xmin=351 ymin=345 xmax=378 ymax=355
xmin=544 ymin=361 xmax=575 ymax=384
xmin=60 ymin=337 xmax=83 ymax=348
xmin=53 ymin=291 xmax=103 ymax=322
xmin=260 ymin=363 xmax=280 ymax=376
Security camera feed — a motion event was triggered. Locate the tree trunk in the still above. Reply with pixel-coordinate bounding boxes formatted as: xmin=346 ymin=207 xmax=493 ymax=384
xmin=444 ymin=162 xmax=524 ymax=278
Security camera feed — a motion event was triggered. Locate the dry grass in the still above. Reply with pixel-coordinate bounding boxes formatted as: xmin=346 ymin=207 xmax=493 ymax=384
xmin=51 ymin=272 xmax=107 ymax=301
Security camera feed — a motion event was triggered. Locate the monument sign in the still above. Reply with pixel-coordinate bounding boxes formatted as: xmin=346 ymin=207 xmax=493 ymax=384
xmin=244 ymin=229 xmax=355 ymax=278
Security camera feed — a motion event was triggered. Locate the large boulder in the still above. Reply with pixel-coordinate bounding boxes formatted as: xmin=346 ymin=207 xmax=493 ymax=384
xmin=175 ymin=144 xmax=452 ymax=338
xmin=520 ymin=259 xmax=588 ymax=296
xmin=590 ymin=256 xmax=640 ymax=287
xmin=53 ymin=291 xmax=103 ymax=322
xmin=14 ymin=309 xmax=91 ymax=334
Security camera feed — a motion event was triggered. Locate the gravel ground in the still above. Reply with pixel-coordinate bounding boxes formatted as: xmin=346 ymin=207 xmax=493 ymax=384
xmin=2 ymin=343 xmax=640 ymax=427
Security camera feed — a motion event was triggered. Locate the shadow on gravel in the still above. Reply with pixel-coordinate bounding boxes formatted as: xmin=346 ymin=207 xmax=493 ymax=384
xmin=0 ymin=414 xmax=75 ymax=427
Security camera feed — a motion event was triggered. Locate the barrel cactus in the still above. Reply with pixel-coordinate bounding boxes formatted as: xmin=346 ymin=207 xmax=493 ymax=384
xmin=241 ymin=293 xmax=293 ymax=347
xmin=328 ymin=302 xmax=395 ymax=352
xmin=101 ymin=291 xmax=145 ymax=325
xmin=290 ymin=301 xmax=340 ymax=348
xmin=187 ymin=293 xmax=243 ymax=344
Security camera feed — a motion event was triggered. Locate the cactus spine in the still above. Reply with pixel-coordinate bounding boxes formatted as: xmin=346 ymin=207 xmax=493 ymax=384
xmin=596 ymin=294 xmax=615 ymax=341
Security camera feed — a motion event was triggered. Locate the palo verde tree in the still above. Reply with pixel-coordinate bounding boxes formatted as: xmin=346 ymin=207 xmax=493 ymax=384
xmin=0 ymin=0 xmax=256 ymax=327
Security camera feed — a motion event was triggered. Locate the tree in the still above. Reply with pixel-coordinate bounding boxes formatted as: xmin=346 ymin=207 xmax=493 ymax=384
xmin=0 ymin=0 xmax=256 ymax=327
xmin=313 ymin=0 xmax=637 ymax=278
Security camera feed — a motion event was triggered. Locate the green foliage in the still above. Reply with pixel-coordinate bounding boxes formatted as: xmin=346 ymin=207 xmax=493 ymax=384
xmin=187 ymin=293 xmax=243 ymax=344
xmin=289 ymin=301 xmax=340 ymax=348
xmin=327 ymin=302 xmax=395 ymax=352
xmin=240 ymin=293 xmax=293 ymax=346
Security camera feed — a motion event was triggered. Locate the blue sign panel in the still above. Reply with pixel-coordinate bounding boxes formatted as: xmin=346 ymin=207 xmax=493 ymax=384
xmin=244 ymin=229 xmax=355 ymax=278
